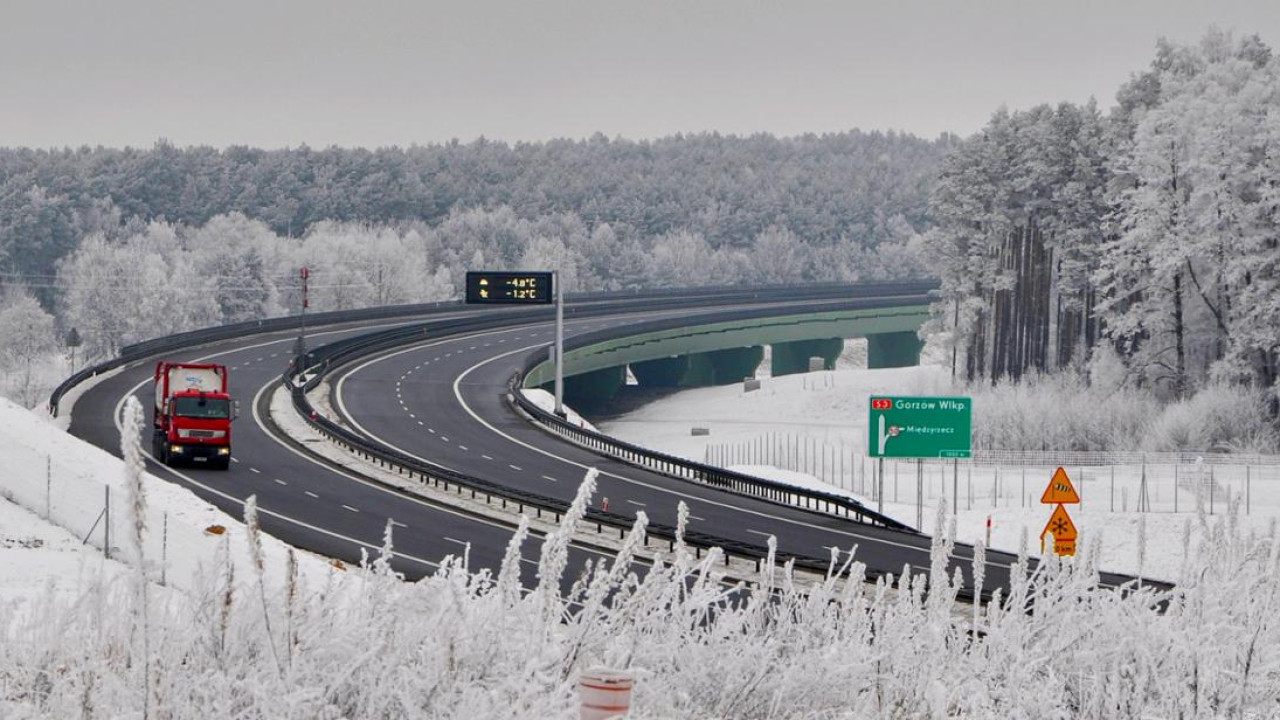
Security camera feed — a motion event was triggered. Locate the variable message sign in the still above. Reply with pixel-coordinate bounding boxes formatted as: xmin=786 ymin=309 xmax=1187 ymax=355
xmin=868 ymin=395 xmax=972 ymax=459
xmin=465 ymin=271 xmax=554 ymax=305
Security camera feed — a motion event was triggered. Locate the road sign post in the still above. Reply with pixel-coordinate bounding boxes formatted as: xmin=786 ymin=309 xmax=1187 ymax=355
xmin=554 ymin=270 xmax=565 ymax=417
xmin=1040 ymin=467 xmax=1081 ymax=556
xmin=867 ymin=396 xmax=972 ymax=460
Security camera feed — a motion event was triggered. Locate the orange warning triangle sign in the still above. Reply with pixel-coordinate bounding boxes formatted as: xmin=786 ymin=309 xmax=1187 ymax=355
xmin=1040 ymin=467 xmax=1081 ymax=504
xmin=1040 ymin=503 xmax=1078 ymax=543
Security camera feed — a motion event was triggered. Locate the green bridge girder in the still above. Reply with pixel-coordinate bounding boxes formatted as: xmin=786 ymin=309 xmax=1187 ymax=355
xmin=523 ymin=304 xmax=929 ymax=389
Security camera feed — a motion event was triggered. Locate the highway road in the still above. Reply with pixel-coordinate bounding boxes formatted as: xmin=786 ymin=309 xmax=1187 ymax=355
xmin=68 ymin=310 xmax=627 ymax=588
xmin=67 ymin=287 xmax=1153 ymax=600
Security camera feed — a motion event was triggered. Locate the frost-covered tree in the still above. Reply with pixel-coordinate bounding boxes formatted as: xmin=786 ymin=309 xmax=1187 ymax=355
xmin=0 ymin=287 xmax=58 ymax=406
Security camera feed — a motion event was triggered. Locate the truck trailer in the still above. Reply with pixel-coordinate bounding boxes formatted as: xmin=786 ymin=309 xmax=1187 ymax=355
xmin=152 ymin=361 xmax=235 ymax=469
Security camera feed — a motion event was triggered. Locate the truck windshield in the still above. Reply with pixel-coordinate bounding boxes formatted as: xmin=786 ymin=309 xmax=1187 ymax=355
xmin=173 ymin=396 xmax=230 ymax=419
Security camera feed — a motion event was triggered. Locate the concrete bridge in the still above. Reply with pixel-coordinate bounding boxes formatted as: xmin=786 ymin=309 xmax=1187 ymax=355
xmin=522 ymin=302 xmax=930 ymax=408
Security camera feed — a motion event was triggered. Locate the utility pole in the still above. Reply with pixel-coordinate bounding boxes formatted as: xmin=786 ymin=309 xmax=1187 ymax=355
xmin=294 ymin=266 xmax=310 ymax=360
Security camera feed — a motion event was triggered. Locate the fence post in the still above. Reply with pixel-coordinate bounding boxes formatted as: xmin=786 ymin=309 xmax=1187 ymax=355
xmin=1247 ymin=466 xmax=1251 ymax=515
xmin=104 ymin=485 xmax=111 ymax=560
xmin=161 ymin=512 xmax=168 ymax=586
xmin=1174 ymin=462 xmax=1178 ymax=514
xmin=45 ymin=455 xmax=52 ymax=520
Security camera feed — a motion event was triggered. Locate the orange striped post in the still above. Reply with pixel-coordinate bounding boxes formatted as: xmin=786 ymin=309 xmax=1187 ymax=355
xmin=579 ymin=670 xmax=633 ymax=719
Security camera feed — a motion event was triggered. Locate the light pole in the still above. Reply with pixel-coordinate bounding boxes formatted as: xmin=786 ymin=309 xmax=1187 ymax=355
xmin=293 ymin=266 xmax=310 ymax=360
xmin=553 ymin=270 xmax=566 ymax=417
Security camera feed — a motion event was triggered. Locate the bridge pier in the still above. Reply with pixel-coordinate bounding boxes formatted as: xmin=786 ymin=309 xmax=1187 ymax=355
xmin=866 ymin=331 xmax=923 ymax=369
xmin=561 ymin=366 xmax=626 ymax=411
xmin=770 ymin=338 xmax=843 ymax=377
xmin=682 ymin=346 xmax=764 ymax=387
xmin=630 ymin=356 xmax=687 ymax=388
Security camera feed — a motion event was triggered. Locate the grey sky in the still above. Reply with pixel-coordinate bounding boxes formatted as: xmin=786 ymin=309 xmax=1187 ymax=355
xmin=3 ymin=0 xmax=1279 ymax=149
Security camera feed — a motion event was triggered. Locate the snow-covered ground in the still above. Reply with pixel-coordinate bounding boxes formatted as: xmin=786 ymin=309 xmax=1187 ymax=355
xmin=598 ymin=364 xmax=1280 ymax=582
xmin=6 ymin=382 xmax=1280 ymax=716
xmin=0 ymin=396 xmax=340 ymax=608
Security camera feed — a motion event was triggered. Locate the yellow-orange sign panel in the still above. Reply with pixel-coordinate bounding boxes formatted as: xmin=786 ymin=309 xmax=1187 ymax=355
xmin=1040 ymin=503 xmax=1078 ymax=542
xmin=1040 ymin=467 xmax=1081 ymax=505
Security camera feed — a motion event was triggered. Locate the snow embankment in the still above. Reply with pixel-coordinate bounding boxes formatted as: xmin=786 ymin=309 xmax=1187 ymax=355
xmin=520 ymin=388 xmax=598 ymax=432
xmin=0 ymin=396 xmax=339 ymax=603
xmin=597 ymin=365 xmax=1280 ymax=582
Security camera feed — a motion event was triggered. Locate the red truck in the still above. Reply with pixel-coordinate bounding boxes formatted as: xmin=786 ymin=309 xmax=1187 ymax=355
xmin=152 ymin=361 xmax=236 ymax=469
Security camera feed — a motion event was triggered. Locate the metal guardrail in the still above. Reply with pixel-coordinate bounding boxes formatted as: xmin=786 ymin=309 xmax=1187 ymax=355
xmin=505 ymin=296 xmax=934 ymax=532
xmin=49 ymin=282 xmax=939 ymax=590
xmin=49 ymin=281 xmax=938 ymax=417
xmin=276 ymin=282 xmax=941 ymax=583
xmin=280 ymin=311 xmax=850 ymax=579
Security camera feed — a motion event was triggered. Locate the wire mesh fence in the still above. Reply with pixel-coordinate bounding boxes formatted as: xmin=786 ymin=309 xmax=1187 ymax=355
xmin=1 ymin=438 xmax=226 ymax=590
xmin=703 ymin=432 xmax=1280 ymax=517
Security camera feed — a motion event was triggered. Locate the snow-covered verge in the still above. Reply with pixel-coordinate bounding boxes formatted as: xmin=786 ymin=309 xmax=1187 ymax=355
xmin=5 ymin=397 xmax=1280 ymax=716
xmin=599 ymin=366 xmax=1280 ymax=581
xmin=521 ymin=387 xmax=598 ymax=432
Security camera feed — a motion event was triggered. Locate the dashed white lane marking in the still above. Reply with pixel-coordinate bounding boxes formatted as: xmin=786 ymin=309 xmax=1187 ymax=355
xmin=690 ymin=515 xmax=706 ymax=521
xmin=443 ymin=537 xmax=469 ymax=547
xmin=249 ymin=467 xmax=261 ymax=474
xmin=409 ymin=413 xmax=416 ymax=419
xmin=270 ymin=353 xmax=278 ymax=358
xmin=390 ymin=520 xmax=408 ymax=528
xmin=482 ymin=455 xmax=494 ymax=461
xmin=274 ymin=479 xmax=288 ymax=486
xmin=509 ymin=464 xmax=522 ymax=471
xmin=304 ymin=491 xmax=319 ymax=499
xmin=428 ymin=428 xmax=436 ymax=434
xmin=441 ymin=436 xmax=450 ymax=442
xmin=342 ymin=504 xmax=359 ymax=513
xmin=230 ymin=457 xmax=239 ymax=463
xmin=417 ymin=421 xmax=424 ymax=426
xmin=541 ymin=475 xmax=559 ymax=482
xmin=627 ymin=500 xmax=647 ymax=507
xmin=746 ymin=529 xmax=773 ymax=538
xmin=458 ymin=445 xmax=468 ymax=451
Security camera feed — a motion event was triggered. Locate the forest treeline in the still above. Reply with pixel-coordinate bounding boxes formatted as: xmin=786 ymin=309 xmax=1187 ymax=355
xmin=0 ymin=130 xmax=951 ymax=288
xmin=0 ymin=130 xmax=949 ymax=405
xmin=924 ymin=29 xmax=1280 ymax=410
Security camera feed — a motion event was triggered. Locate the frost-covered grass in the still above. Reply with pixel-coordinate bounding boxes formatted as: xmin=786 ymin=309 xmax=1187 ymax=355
xmin=5 ymin=392 xmax=1280 ymax=717
xmin=4 ymin=476 xmax=1280 ymax=717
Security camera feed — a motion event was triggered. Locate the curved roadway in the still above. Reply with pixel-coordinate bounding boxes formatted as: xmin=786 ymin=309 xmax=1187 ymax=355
xmin=69 ymin=291 xmax=1153 ymax=598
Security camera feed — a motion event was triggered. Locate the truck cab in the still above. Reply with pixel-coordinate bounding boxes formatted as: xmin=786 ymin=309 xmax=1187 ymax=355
xmin=153 ymin=362 xmax=235 ymax=470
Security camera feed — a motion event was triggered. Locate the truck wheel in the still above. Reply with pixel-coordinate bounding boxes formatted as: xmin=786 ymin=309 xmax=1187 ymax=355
xmin=214 ymin=456 xmax=231 ymax=471
xmin=152 ymin=430 xmax=164 ymax=461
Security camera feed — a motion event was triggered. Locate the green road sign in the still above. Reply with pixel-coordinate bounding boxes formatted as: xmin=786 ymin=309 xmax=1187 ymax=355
xmin=868 ymin=395 xmax=972 ymax=459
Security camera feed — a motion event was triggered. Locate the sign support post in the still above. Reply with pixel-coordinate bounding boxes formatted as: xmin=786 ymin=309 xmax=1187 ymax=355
xmin=953 ymin=457 xmax=958 ymax=519
xmin=915 ymin=459 xmax=923 ymax=531
xmin=877 ymin=457 xmax=884 ymax=514
xmin=554 ymin=270 xmax=565 ymax=417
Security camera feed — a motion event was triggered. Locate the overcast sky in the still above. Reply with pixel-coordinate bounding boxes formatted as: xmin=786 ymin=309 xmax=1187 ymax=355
xmin=2 ymin=0 xmax=1279 ymax=149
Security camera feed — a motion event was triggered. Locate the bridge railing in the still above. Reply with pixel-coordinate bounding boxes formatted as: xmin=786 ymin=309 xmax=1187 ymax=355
xmin=510 ymin=362 xmax=916 ymax=533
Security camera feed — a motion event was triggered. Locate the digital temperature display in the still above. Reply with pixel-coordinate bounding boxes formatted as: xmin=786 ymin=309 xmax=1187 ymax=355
xmin=465 ymin=271 xmax=554 ymax=305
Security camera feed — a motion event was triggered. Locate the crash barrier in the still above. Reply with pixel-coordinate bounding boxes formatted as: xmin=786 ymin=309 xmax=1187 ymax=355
xmin=279 ymin=283 xmax=950 ymax=594
xmin=508 ymin=291 xmax=936 ymax=532
xmin=48 ymin=281 xmax=935 ymax=417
